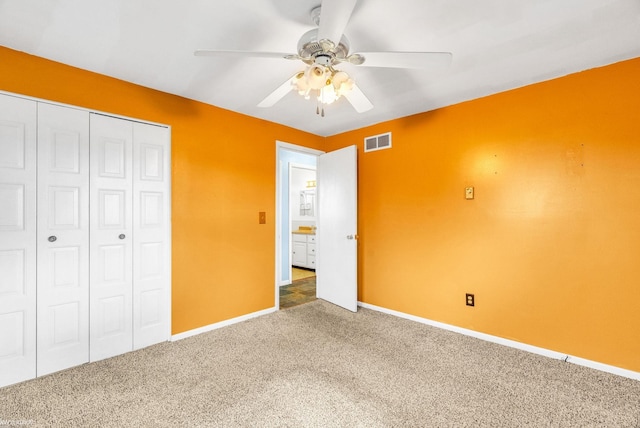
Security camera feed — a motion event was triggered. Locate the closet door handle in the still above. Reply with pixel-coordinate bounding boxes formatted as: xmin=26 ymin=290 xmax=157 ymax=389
xmin=48 ymin=236 xmax=57 ymax=242
xmin=119 ymin=234 xmax=126 ymax=240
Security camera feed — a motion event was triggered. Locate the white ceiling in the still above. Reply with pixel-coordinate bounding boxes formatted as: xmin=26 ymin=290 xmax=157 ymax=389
xmin=1 ymin=0 xmax=639 ymax=136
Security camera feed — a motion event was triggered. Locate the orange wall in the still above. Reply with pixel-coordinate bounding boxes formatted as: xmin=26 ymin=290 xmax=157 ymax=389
xmin=326 ymin=57 xmax=640 ymax=372
xmin=0 ymin=46 xmax=324 ymax=334
xmin=4 ymin=45 xmax=639 ymax=373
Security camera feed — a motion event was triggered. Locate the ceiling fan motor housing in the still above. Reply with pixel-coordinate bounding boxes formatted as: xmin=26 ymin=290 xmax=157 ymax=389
xmin=297 ymin=28 xmax=350 ymax=65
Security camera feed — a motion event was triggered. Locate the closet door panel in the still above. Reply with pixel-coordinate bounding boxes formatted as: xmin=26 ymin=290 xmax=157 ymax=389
xmin=89 ymin=114 xmax=133 ymax=362
xmin=0 ymin=94 xmax=37 ymax=388
xmin=37 ymin=103 xmax=90 ymax=376
xmin=133 ymin=123 xmax=171 ymax=349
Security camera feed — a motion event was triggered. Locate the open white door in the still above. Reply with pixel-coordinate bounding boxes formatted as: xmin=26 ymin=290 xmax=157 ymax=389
xmin=316 ymin=145 xmax=358 ymax=312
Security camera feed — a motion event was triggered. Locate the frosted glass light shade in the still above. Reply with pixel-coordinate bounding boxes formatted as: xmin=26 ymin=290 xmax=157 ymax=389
xmin=306 ymin=64 xmax=328 ymax=90
xmin=332 ymin=71 xmax=354 ymax=96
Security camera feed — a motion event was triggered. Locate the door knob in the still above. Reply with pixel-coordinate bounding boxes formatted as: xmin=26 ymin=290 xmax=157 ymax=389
xmin=119 ymin=234 xmax=126 ymax=240
xmin=347 ymin=235 xmax=354 ymax=240
xmin=48 ymin=236 xmax=57 ymax=242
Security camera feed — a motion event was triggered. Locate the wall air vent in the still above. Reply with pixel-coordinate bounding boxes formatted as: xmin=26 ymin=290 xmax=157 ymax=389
xmin=364 ymin=132 xmax=392 ymax=153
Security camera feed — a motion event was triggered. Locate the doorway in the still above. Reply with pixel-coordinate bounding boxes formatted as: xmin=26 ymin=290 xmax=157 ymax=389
xmin=275 ymin=142 xmax=322 ymax=309
xmin=275 ymin=142 xmax=359 ymax=312
xmin=282 ymin=163 xmax=317 ymax=309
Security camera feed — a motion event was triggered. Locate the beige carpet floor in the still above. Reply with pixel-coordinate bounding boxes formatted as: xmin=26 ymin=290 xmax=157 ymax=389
xmin=1 ymin=300 xmax=639 ymax=427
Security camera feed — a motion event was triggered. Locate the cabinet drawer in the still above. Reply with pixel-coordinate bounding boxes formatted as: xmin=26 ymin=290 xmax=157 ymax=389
xmin=307 ymin=255 xmax=316 ymax=268
xmin=308 ymin=235 xmax=316 ymax=244
xmin=307 ymin=243 xmax=316 ymax=255
xmin=292 ymin=233 xmax=307 ymax=243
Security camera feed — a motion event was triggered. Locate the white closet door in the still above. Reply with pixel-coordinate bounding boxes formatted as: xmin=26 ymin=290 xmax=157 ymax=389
xmin=0 ymin=94 xmax=37 ymax=387
xmin=89 ymin=114 xmax=133 ymax=362
xmin=133 ymin=123 xmax=171 ymax=349
xmin=36 ymin=103 xmax=90 ymax=376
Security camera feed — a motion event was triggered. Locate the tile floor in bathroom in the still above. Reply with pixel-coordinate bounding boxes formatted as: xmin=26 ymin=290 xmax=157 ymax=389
xmin=280 ymin=268 xmax=316 ymax=309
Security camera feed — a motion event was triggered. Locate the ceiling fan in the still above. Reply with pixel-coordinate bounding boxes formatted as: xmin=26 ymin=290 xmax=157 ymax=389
xmin=195 ymin=0 xmax=452 ymax=116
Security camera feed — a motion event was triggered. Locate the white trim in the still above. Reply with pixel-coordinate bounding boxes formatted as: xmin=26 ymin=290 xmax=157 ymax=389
xmin=166 ymin=128 xmax=173 ymax=342
xmin=276 ymin=141 xmax=323 ymax=156
xmin=358 ymin=301 xmax=640 ymax=381
xmin=171 ymin=307 xmax=277 ymax=342
xmin=290 ymin=162 xmax=317 ymax=171
xmin=275 ymin=155 xmax=282 ymax=309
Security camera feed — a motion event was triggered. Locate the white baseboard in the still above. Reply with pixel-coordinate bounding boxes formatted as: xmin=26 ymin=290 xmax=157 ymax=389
xmin=171 ymin=306 xmax=277 ymax=342
xmin=358 ymin=302 xmax=640 ymax=381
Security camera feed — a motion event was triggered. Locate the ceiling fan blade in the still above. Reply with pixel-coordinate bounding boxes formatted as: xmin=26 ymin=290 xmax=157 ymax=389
xmin=317 ymin=0 xmax=358 ymax=47
xmin=344 ymin=84 xmax=373 ymax=113
xmin=195 ymin=50 xmax=298 ymax=60
xmin=354 ymin=51 xmax=452 ymax=69
xmin=257 ymin=76 xmax=296 ymax=108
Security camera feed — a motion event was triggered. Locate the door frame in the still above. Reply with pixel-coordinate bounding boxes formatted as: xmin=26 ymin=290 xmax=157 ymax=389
xmin=275 ymin=141 xmax=323 ymax=309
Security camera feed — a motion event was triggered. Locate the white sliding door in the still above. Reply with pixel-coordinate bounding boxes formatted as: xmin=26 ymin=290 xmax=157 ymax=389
xmin=37 ymin=103 xmax=90 ymax=375
xmin=133 ymin=122 xmax=171 ymax=349
xmin=0 ymin=94 xmax=37 ymax=387
xmin=89 ymin=114 xmax=134 ymax=362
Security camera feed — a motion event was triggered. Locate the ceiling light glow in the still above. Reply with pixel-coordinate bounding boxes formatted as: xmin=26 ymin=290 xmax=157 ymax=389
xmin=292 ymin=64 xmax=354 ymax=116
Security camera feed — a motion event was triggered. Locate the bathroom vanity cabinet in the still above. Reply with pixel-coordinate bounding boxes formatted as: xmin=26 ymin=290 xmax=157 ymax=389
xmin=292 ymin=232 xmax=316 ymax=269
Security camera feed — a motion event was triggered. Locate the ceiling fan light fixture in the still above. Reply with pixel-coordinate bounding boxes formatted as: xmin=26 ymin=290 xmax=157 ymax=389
xmin=292 ymin=64 xmax=354 ymax=112
xmin=293 ymin=75 xmax=310 ymax=97
xmin=319 ymin=84 xmax=339 ymax=105
xmin=332 ymin=70 xmax=353 ymax=96
xmin=305 ymin=64 xmax=329 ymax=90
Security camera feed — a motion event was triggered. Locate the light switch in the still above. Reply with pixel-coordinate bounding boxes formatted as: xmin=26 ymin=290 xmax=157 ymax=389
xmin=259 ymin=211 xmax=266 ymax=224
xmin=465 ymin=187 xmax=474 ymax=200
